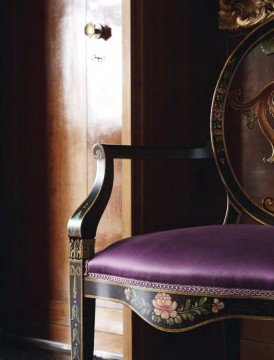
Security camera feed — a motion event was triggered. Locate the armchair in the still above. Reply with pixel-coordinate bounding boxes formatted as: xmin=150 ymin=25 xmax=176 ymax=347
xmin=68 ymin=20 xmax=274 ymax=360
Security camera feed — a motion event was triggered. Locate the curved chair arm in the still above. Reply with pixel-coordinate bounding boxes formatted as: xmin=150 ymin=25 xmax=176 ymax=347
xmin=67 ymin=143 xmax=212 ymax=239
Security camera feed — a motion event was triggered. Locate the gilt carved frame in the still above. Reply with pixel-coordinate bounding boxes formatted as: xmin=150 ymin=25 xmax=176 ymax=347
xmin=219 ymin=0 xmax=274 ymax=31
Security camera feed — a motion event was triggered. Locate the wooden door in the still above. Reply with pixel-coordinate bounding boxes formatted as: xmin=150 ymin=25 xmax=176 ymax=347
xmin=1 ymin=0 xmax=89 ymax=343
xmin=1 ymin=0 xmax=128 ymax=356
xmin=86 ymin=0 xmax=125 ymax=355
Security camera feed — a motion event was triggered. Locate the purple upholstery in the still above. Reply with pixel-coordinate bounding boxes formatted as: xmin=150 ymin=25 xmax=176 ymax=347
xmin=86 ymin=225 xmax=274 ymax=291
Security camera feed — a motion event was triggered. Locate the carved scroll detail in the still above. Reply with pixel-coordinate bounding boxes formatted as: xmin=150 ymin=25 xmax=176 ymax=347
xmin=229 ymin=81 xmax=274 ymax=164
xmin=261 ymin=35 xmax=274 ymax=54
xmin=263 ymin=196 xmax=274 ymax=212
xmin=219 ymin=0 xmax=274 ymax=31
xmin=69 ymin=238 xmax=94 ymax=259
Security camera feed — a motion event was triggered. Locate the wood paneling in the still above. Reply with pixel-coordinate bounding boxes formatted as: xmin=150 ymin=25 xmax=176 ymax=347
xmin=122 ymin=1 xmax=132 ymax=357
xmin=241 ymin=319 xmax=274 ymax=359
xmin=1 ymin=0 xmax=125 ymax=347
xmin=241 ymin=339 xmax=274 ymax=360
xmin=128 ymin=1 xmax=228 ymax=359
xmin=44 ymin=0 xmax=87 ymax=338
xmin=1 ymin=0 xmax=87 ymax=342
xmin=86 ymin=0 xmax=123 ymax=253
xmin=85 ymin=0 xmax=124 ymax=351
xmin=3 ymin=1 xmax=271 ymax=357
xmin=242 ymin=319 xmax=274 ymax=343
xmin=131 ymin=0 xmax=227 ymax=236
xmin=95 ymin=306 xmax=123 ymax=335
xmin=95 ymin=331 xmax=123 ymax=355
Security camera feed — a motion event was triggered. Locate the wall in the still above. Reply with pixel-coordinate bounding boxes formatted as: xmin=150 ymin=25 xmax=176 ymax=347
xmin=127 ymin=1 xmax=228 ymax=359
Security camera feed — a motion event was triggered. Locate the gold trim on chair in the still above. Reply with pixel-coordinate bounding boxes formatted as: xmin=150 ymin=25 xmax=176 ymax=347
xmin=69 ymin=238 xmax=95 ymax=260
xmin=85 ymin=275 xmax=274 ymax=300
xmin=229 ymin=81 xmax=274 ymax=164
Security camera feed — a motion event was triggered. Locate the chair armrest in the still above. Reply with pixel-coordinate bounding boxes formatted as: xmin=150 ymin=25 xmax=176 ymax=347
xmin=96 ymin=143 xmax=211 ymax=160
xmin=67 ymin=143 xmax=212 ymax=239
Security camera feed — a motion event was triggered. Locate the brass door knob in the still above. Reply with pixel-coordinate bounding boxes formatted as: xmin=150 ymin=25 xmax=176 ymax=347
xmin=84 ymin=21 xmax=111 ymax=41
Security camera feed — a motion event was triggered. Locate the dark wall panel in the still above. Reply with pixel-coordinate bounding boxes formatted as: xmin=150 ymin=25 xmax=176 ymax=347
xmin=130 ymin=1 xmax=228 ymax=359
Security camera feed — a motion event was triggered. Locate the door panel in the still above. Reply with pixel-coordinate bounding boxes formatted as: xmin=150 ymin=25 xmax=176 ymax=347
xmin=1 ymin=0 xmax=125 ymax=352
xmin=86 ymin=0 xmax=123 ymax=253
xmin=86 ymin=0 xmax=124 ymax=355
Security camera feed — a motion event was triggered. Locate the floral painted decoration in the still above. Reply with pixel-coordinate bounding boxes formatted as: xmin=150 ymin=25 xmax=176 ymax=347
xmin=212 ymin=298 xmax=225 ymax=313
xmin=152 ymin=293 xmax=177 ymax=320
xmin=124 ymin=288 xmax=225 ymax=328
xmin=124 ymin=288 xmax=131 ymax=300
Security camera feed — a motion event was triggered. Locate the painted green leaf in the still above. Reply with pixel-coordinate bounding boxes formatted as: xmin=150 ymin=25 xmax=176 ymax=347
xmin=175 ymin=316 xmax=182 ymax=324
xmin=187 ymin=313 xmax=195 ymax=321
xmin=185 ymin=299 xmax=191 ymax=311
xmin=199 ymin=297 xmax=207 ymax=306
xmin=200 ymin=307 xmax=209 ymax=315
xmin=244 ymin=108 xmax=257 ymax=129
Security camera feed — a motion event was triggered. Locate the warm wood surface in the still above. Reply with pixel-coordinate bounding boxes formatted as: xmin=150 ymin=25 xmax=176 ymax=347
xmin=95 ymin=307 xmax=123 ymax=336
xmin=241 ymin=339 xmax=274 ymax=360
xmin=1 ymin=0 xmax=87 ymax=339
xmin=241 ymin=319 xmax=274 ymax=359
xmin=2 ymin=1 xmax=272 ymax=358
xmin=242 ymin=320 xmax=274 ymax=343
xmin=95 ymin=331 xmax=123 ymax=355
xmin=1 ymin=333 xmax=122 ymax=359
xmin=122 ymin=1 xmax=132 ymax=359
xmin=86 ymin=0 xmax=123 ymax=253
xmin=1 ymin=0 xmax=124 ymax=348
xmin=44 ymin=0 xmax=87 ymax=333
xmin=123 ymin=307 xmax=133 ymax=360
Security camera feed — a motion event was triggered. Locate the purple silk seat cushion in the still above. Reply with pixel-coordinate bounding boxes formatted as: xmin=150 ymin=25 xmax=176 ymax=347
xmin=86 ymin=225 xmax=274 ymax=290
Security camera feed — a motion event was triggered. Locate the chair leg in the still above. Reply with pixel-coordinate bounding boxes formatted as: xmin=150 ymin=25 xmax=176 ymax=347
xmin=82 ymin=297 xmax=96 ymax=359
xmin=70 ymin=259 xmax=95 ymax=360
xmin=224 ymin=319 xmax=241 ymax=360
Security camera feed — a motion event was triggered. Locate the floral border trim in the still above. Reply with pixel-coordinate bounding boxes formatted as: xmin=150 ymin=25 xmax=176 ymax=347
xmin=211 ymin=56 xmax=238 ymax=166
xmin=85 ymin=272 xmax=274 ymax=298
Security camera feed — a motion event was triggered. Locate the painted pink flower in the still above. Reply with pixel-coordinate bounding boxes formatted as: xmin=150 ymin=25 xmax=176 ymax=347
xmin=124 ymin=288 xmax=131 ymax=300
xmin=152 ymin=293 xmax=178 ymax=319
xmin=212 ymin=298 xmax=225 ymax=313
